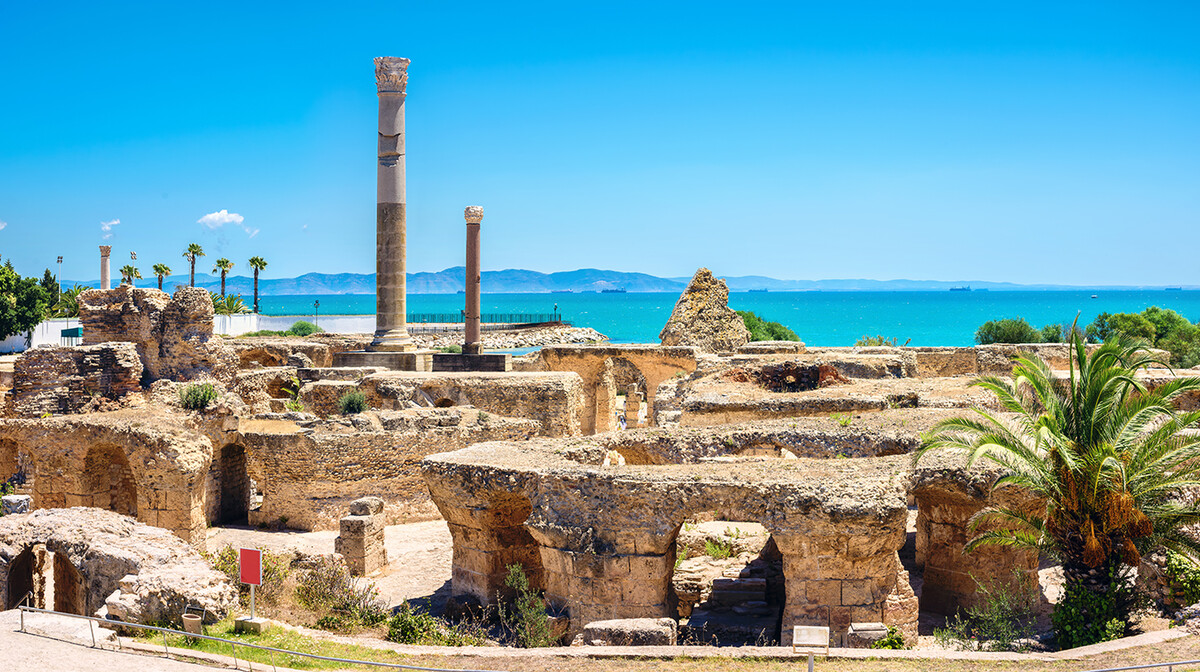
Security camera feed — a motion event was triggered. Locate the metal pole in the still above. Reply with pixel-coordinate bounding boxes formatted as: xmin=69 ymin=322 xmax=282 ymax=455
xmin=808 ymin=652 xmax=814 ymax=672
xmin=232 ymin=642 xmax=238 ymax=669
xmin=90 ymin=619 xmax=96 ymax=647
xmin=250 ymin=583 xmax=256 ymax=619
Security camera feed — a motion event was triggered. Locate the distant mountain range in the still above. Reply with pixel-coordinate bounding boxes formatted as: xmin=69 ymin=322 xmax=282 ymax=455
xmin=66 ymin=267 xmax=1198 ymax=295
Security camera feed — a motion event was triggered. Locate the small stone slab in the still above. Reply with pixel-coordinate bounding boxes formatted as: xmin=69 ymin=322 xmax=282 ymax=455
xmin=1 ymin=495 xmax=31 ymax=516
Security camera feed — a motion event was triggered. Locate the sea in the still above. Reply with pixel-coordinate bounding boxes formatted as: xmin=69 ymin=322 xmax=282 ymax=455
xmin=259 ymin=290 xmax=1200 ymax=347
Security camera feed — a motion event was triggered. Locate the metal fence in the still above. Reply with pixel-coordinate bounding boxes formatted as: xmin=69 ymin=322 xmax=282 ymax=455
xmin=17 ymin=604 xmax=506 ymax=672
xmin=1081 ymin=662 xmax=1200 ymax=672
xmin=407 ymin=312 xmax=561 ymax=325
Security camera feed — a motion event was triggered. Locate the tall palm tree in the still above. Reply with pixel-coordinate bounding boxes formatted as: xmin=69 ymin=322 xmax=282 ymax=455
xmin=183 ymin=243 xmax=205 ymax=287
xmin=118 ymin=264 xmax=142 ymax=286
xmin=152 ymin=263 xmax=172 ymax=291
xmin=212 ymin=258 xmax=234 ymax=297
xmin=917 ymin=334 xmax=1200 ymax=644
xmin=248 ymin=256 xmax=268 ymax=314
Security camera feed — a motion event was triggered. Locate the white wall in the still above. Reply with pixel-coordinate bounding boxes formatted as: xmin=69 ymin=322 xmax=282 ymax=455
xmin=256 ymin=315 xmax=375 ymax=334
xmin=213 ymin=313 xmax=260 ymax=336
xmin=0 ymin=318 xmax=77 ymax=354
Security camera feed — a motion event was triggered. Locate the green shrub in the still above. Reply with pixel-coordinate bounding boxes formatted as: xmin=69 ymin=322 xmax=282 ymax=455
xmin=499 ymin=564 xmax=554 ymax=647
xmin=831 ymin=412 xmax=852 ymax=427
xmin=934 ymin=573 xmax=1038 ymax=651
xmin=287 ymin=321 xmax=323 ymax=337
xmin=179 ymin=383 xmax=220 ymax=410
xmin=295 ymin=556 xmax=388 ymax=626
xmin=238 ymin=329 xmax=287 ymax=338
xmin=703 ymin=538 xmax=734 ymax=560
xmin=1088 ymin=307 xmax=1200 ymax=368
xmin=1052 ymin=569 xmax=1133 ymax=649
xmin=736 ymin=310 xmax=800 ymax=342
xmin=384 ymin=601 xmax=488 ymax=646
xmin=870 ymin=625 xmax=908 ymax=649
xmin=338 ymin=391 xmax=368 ymax=415
xmin=1165 ymin=551 xmax=1200 ymax=606
xmin=438 ymin=345 xmax=462 ymax=353
xmin=974 ymin=318 xmax=1042 ymax=345
xmin=855 ymin=335 xmax=911 ymax=347
xmin=284 ymin=399 xmax=305 ymax=413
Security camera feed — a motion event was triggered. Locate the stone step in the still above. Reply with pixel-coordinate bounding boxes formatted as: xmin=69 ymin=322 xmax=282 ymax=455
xmin=712 ymin=577 xmax=766 ymax=591
xmin=709 ymin=590 xmax=765 ymax=605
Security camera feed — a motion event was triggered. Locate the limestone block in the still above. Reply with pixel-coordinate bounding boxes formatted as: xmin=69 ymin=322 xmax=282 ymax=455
xmin=350 ymin=496 xmax=385 ymax=516
xmin=1 ymin=494 xmax=31 ymax=515
xmin=659 ymin=268 xmax=751 ymax=353
xmin=576 ymin=617 xmax=677 ymax=646
xmin=12 ymin=343 xmax=143 ymax=417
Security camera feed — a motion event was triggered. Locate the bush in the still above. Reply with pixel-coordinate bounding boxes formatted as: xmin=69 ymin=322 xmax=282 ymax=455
xmin=855 ymin=335 xmax=911 ymax=347
xmin=1165 ymin=551 xmax=1200 ymax=606
xmin=1052 ymin=568 xmax=1134 ymax=649
xmin=703 ymin=538 xmax=734 ymax=559
xmin=499 ymin=564 xmax=554 ymax=647
xmin=295 ymin=556 xmax=388 ymax=626
xmin=934 ymin=573 xmax=1038 ymax=651
xmin=179 ymin=383 xmax=220 ymax=410
xmin=975 ymin=318 xmax=1043 ymax=345
xmin=338 ymin=391 xmax=367 ymax=415
xmin=438 ymin=345 xmax=462 ymax=353
xmin=736 ymin=310 xmax=800 ymax=342
xmin=287 ymin=321 xmax=323 ymax=337
xmin=870 ymin=626 xmax=908 ymax=649
xmin=284 ymin=399 xmax=305 ymax=413
xmin=1088 ymin=308 xmax=1200 ymax=368
xmin=385 ymin=601 xmax=488 ymax=646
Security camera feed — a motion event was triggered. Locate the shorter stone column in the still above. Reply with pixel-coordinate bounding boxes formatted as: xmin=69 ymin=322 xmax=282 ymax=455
xmin=623 ymin=385 xmax=642 ymax=429
xmin=334 ymin=496 xmax=388 ymax=576
xmin=463 ymin=206 xmax=483 ymax=355
xmin=99 ymin=245 xmax=112 ymax=290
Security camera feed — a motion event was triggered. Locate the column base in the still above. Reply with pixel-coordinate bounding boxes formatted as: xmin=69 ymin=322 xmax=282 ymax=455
xmin=463 ymin=342 xmax=484 ymax=356
xmin=370 ymin=328 xmax=415 ymax=352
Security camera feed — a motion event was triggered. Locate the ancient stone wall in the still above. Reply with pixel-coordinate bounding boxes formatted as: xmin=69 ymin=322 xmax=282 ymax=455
xmin=911 ymin=451 xmax=1042 ymax=615
xmin=79 ymin=285 xmax=237 ymax=383
xmin=240 ymin=409 xmax=540 ymax=531
xmin=0 ymin=508 xmax=236 ymax=622
xmin=11 ymin=343 xmax=143 ymax=417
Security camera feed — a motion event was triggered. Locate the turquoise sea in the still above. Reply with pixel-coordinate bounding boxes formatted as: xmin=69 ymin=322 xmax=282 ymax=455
xmin=261 ymin=291 xmax=1200 ymax=347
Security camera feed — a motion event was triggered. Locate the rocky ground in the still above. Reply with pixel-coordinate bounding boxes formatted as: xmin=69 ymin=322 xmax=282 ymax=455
xmin=411 ymin=324 xmax=608 ymax=350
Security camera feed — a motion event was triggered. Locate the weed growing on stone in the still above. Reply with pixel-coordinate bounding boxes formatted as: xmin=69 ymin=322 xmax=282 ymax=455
xmin=934 ymin=572 xmax=1038 ymax=651
xmin=180 ymin=382 xmax=219 ymax=410
xmin=498 ymin=564 xmax=555 ymax=647
xmin=338 ymin=390 xmax=368 ymax=414
xmin=285 ymin=399 xmax=305 ymax=412
xmin=296 ymin=556 xmax=389 ymax=627
xmin=704 ymin=538 xmax=734 ymax=560
xmin=870 ymin=626 xmax=909 ymax=649
xmin=831 ymin=412 xmax=852 ymax=427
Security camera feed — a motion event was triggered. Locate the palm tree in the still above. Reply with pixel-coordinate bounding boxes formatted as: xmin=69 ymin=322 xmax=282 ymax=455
xmin=917 ymin=334 xmax=1200 ymax=644
xmin=152 ymin=263 xmax=172 ymax=291
xmin=52 ymin=285 xmax=88 ymax=318
xmin=212 ymin=258 xmax=234 ymax=297
xmin=210 ymin=291 xmax=249 ymax=316
xmin=248 ymin=256 xmax=267 ymax=314
xmin=183 ymin=243 xmax=205 ymax=287
xmin=118 ymin=264 xmax=142 ymax=286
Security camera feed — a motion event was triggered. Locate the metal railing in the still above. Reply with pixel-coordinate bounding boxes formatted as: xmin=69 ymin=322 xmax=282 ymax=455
xmin=17 ymin=604 xmax=506 ymax=672
xmin=407 ymin=312 xmax=561 ymax=325
xmin=1081 ymin=663 xmax=1200 ymax=672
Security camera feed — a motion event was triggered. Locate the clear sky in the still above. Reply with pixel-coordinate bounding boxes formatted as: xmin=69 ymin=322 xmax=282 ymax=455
xmin=1 ymin=2 xmax=1197 ymax=286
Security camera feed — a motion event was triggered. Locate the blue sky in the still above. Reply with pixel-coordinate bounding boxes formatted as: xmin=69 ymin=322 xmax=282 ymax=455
xmin=1 ymin=2 xmax=1197 ymax=285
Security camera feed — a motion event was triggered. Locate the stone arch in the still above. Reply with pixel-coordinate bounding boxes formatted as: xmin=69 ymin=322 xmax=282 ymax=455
xmin=5 ymin=545 xmax=36 ymax=609
xmin=609 ymin=357 xmax=648 ymax=396
xmin=212 ymin=444 xmax=250 ymax=525
xmin=53 ymin=552 xmax=86 ymax=615
xmin=435 ymin=398 xmax=456 ymax=408
xmin=82 ymin=443 xmax=137 ymax=517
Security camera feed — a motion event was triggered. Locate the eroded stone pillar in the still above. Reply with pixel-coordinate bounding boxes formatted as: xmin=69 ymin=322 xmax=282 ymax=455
xmin=99 ymin=246 xmax=112 ymax=290
xmin=464 ymin=206 xmax=483 ymax=355
xmin=371 ymin=57 xmax=414 ymax=352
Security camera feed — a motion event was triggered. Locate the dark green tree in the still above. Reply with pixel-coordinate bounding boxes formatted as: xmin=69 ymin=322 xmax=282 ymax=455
xmin=975 ymin=318 xmax=1042 ymax=344
xmin=0 ymin=261 xmax=51 ymax=341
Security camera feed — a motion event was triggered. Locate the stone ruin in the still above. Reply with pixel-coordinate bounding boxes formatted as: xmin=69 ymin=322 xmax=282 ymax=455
xmin=1 ymin=265 xmax=1197 ymax=646
xmin=659 ymin=268 xmax=751 ymax=353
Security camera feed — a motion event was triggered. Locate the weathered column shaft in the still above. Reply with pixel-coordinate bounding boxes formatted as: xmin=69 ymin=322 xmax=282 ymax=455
xmin=99 ymin=245 xmax=112 ymax=290
xmin=371 ymin=57 xmax=414 ymax=352
xmin=464 ymin=206 xmax=483 ymax=355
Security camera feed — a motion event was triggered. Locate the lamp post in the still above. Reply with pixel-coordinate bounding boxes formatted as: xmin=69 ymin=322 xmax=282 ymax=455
xmin=57 ymin=255 xmax=64 ymax=329
xmin=314 ymin=300 xmax=320 ymax=329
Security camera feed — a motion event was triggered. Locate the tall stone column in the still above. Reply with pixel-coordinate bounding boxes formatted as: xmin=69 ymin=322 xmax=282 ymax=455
xmin=463 ymin=206 xmax=483 ymax=355
xmin=371 ymin=57 xmax=414 ymax=352
xmin=99 ymin=245 xmax=112 ymax=290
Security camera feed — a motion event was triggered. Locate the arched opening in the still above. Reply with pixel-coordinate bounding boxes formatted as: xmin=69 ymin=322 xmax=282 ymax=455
xmin=670 ymin=514 xmax=785 ymax=645
xmin=435 ymin=398 xmax=456 ymax=408
xmin=82 ymin=444 xmax=137 ymax=517
xmin=0 ymin=438 xmax=32 ymax=494
xmin=53 ymin=552 xmax=85 ymax=615
xmin=213 ymin=444 xmax=250 ymax=524
xmin=5 ymin=546 xmax=36 ymax=609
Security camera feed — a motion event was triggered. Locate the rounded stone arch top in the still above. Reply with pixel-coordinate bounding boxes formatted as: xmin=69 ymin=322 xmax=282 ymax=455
xmin=464 ymin=206 xmax=484 ymax=224
xmin=375 ymin=57 xmax=410 ymax=94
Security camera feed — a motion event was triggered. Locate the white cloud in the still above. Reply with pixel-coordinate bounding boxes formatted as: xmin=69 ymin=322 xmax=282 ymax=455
xmin=100 ymin=218 xmax=120 ymax=240
xmin=198 ymin=209 xmax=258 ymax=238
xmin=0 ymin=220 xmax=7 ymax=231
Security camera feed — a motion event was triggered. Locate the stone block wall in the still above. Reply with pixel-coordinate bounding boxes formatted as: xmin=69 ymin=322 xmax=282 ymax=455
xmin=79 ymin=285 xmax=237 ymax=384
xmin=335 ymin=497 xmax=388 ymax=575
xmin=11 ymin=343 xmax=143 ymax=417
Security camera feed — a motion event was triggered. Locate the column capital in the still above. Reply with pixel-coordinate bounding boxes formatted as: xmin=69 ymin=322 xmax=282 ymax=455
xmin=374 ymin=57 xmax=410 ymax=94
xmin=464 ymin=206 xmax=484 ymax=224
xmin=99 ymin=245 xmax=112 ymax=256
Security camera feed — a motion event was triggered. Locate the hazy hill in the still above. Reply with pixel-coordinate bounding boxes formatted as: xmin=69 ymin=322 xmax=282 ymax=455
xmin=66 ymin=267 xmax=1196 ymax=295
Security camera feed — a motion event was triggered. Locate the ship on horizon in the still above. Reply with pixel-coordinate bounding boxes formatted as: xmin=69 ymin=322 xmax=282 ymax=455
xmin=949 ymin=285 xmax=971 ymax=292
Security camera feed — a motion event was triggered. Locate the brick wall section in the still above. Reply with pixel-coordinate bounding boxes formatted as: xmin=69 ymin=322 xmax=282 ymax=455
xmin=79 ymin=285 xmax=237 ymax=383
xmin=12 ymin=343 xmax=143 ymax=417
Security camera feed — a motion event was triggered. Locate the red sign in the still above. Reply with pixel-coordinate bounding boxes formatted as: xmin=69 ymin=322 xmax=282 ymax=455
xmin=239 ymin=548 xmax=262 ymax=586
